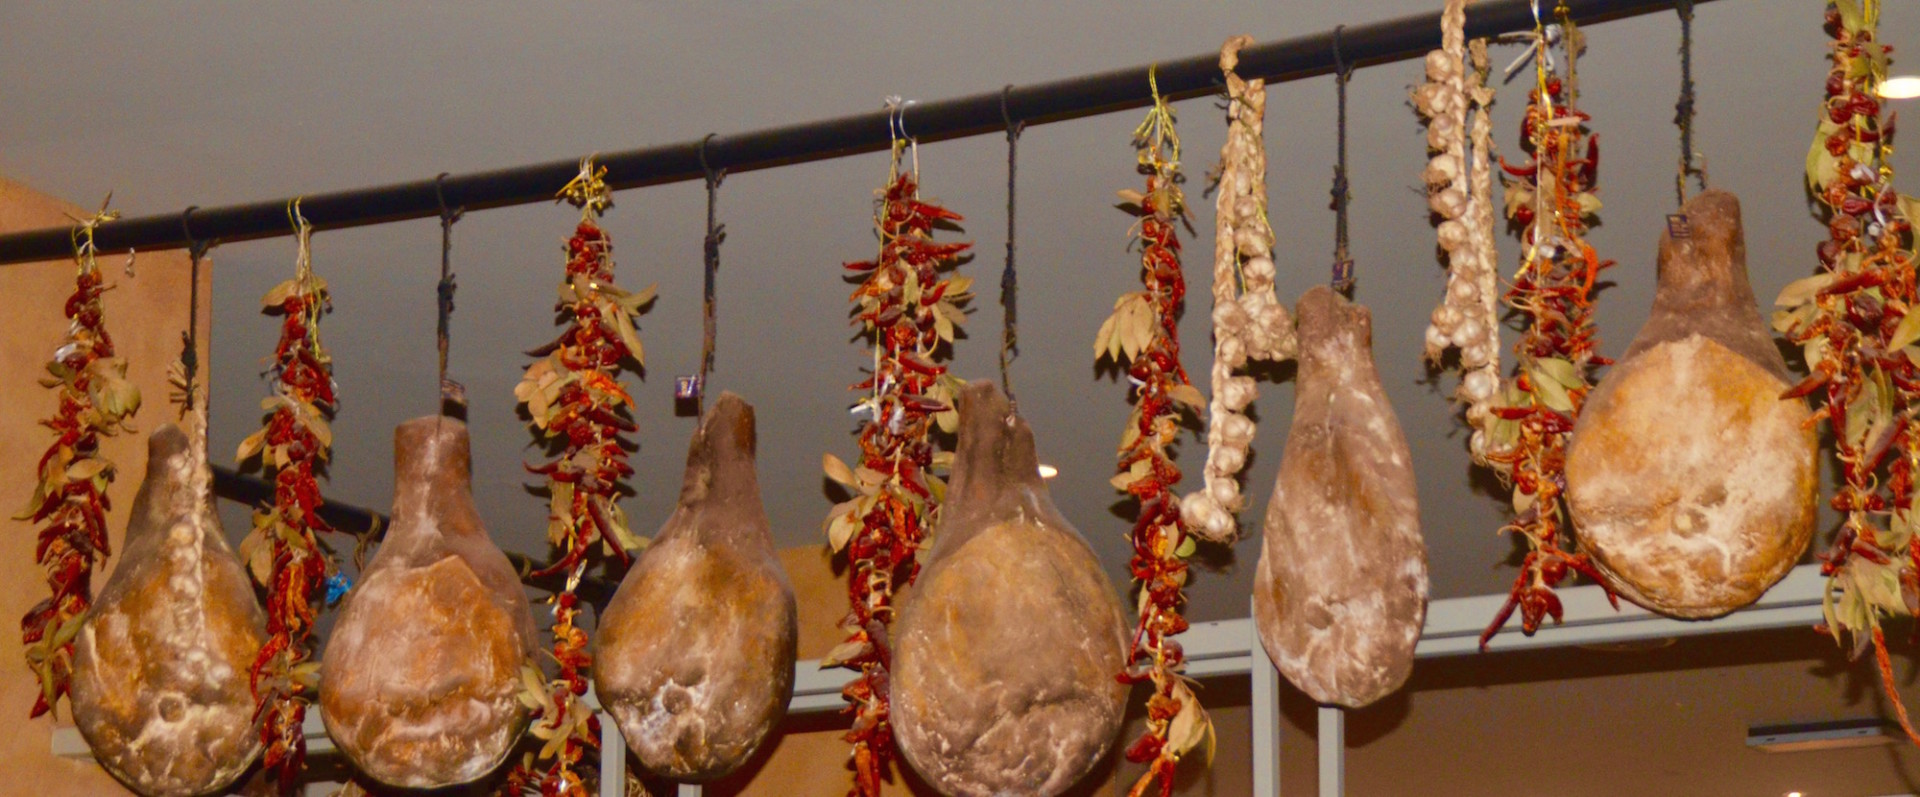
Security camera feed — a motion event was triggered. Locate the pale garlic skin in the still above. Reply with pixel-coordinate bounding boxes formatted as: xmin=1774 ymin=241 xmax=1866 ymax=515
xmin=1413 ymin=0 xmax=1506 ymax=465
xmin=1181 ymin=34 xmax=1295 ymax=542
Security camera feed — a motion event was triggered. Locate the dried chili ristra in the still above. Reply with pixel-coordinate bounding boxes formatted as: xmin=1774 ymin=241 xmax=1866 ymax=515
xmin=1476 ymin=13 xmax=1620 ymax=650
xmin=17 ymin=200 xmax=141 ymax=721
xmin=1095 ymin=72 xmax=1212 ymax=797
xmin=234 ymin=205 xmax=339 ymax=790
xmin=1777 ymin=0 xmax=1920 ymax=746
xmin=513 ymin=158 xmax=654 ymax=796
xmin=821 ymin=139 xmax=972 ymax=797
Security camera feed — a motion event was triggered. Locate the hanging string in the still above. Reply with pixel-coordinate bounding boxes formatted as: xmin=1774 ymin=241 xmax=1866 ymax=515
xmin=433 ymin=174 xmax=465 ymax=414
xmin=999 ymin=85 xmax=1023 ymax=396
xmin=177 ymin=206 xmax=208 ymax=419
xmin=1330 ymin=26 xmax=1355 ymax=295
xmin=698 ymin=134 xmax=727 ymax=416
xmin=1673 ymin=0 xmax=1705 ymax=204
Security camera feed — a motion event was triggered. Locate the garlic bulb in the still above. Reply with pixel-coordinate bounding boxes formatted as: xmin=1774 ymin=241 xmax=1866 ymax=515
xmin=1181 ymin=35 xmax=1294 ymax=542
xmin=1413 ymin=0 xmax=1506 ymax=465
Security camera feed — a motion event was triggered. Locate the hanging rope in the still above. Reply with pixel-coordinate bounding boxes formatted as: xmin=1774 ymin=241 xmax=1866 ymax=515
xmin=1000 ymin=85 xmax=1023 ymax=396
xmin=1330 ymin=26 xmax=1355 ymax=295
xmin=177 ymin=207 xmax=208 ymax=418
xmin=433 ymin=174 xmax=465 ymax=412
xmin=698 ymin=134 xmax=726 ymax=415
xmin=1674 ymin=0 xmax=1704 ymax=203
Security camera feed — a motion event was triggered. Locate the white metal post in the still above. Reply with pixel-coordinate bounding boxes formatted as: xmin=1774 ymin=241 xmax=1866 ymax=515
xmin=1317 ymin=707 xmax=1344 ymax=797
xmin=677 ymin=782 xmax=703 ymax=796
xmin=1250 ymin=600 xmax=1281 ymax=796
xmin=600 ymin=712 xmax=626 ymax=797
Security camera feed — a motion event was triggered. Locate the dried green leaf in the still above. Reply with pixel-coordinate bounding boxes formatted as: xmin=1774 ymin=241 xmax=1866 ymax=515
xmin=823 ymin=453 xmax=856 ymax=486
xmin=1775 ymin=272 xmax=1837 ymax=308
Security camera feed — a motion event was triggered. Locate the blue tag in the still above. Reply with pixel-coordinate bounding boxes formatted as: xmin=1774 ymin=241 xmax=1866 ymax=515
xmin=324 ymin=572 xmax=352 ymax=606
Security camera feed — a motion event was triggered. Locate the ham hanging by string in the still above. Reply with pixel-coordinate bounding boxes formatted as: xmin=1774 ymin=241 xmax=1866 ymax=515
xmin=319 ymin=417 xmax=537 ymax=788
xmin=1566 ymin=190 xmax=1817 ymax=618
xmin=1255 ymin=286 xmax=1427 ymax=708
xmin=891 ymin=380 xmax=1129 ymax=797
xmin=71 ymin=423 xmax=265 ymax=797
xmin=594 ymin=392 xmax=797 ymax=782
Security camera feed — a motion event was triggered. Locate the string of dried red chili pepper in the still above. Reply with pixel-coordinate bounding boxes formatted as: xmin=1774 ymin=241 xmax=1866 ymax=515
xmin=1777 ymin=0 xmax=1920 ymax=748
xmin=1476 ymin=9 xmax=1621 ymax=650
xmin=1096 ymin=70 xmax=1212 ymax=797
xmin=17 ymin=198 xmax=141 ymax=721
xmin=234 ymin=201 xmax=339 ymax=790
xmin=514 ymin=158 xmax=654 ymax=796
xmin=821 ymin=121 xmax=972 ymax=797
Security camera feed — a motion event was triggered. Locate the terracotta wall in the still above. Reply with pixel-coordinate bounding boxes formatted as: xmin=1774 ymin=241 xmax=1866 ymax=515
xmin=0 ymin=178 xmax=210 ymax=797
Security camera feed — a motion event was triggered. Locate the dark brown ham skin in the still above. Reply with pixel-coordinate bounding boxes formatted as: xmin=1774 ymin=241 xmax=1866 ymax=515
xmin=1255 ymin=286 xmax=1428 ymax=709
xmin=891 ymin=380 xmax=1129 ymax=797
xmin=594 ymin=391 xmax=798 ymax=782
xmin=1565 ymin=190 xmax=1817 ymax=618
xmin=72 ymin=424 xmax=266 ymax=797
xmin=319 ymin=417 xmax=536 ymax=788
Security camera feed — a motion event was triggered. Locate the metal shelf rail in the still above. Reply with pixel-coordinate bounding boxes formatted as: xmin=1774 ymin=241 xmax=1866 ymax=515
xmin=51 ymin=564 xmax=1826 ymax=795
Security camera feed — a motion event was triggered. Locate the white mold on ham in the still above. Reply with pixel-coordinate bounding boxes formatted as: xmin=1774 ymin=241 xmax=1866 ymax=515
xmin=1565 ymin=189 xmax=1817 ymax=618
xmin=1255 ymin=286 xmax=1428 ymax=709
xmin=593 ymin=392 xmax=798 ymax=782
xmin=891 ymin=380 xmax=1129 ymax=797
xmin=71 ymin=424 xmax=266 ymax=797
xmin=319 ymin=417 xmax=536 ymax=788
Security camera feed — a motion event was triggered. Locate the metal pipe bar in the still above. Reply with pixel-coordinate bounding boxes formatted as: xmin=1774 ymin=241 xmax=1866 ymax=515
xmin=208 ymin=464 xmax=622 ymax=608
xmin=0 ymin=0 xmax=1714 ymax=266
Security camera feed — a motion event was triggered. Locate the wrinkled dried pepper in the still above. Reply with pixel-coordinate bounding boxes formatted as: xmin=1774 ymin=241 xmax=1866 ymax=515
xmin=1096 ymin=72 xmax=1212 ymax=797
xmin=514 ymin=158 xmax=654 ymax=796
xmin=1777 ymin=0 xmax=1920 ymax=747
xmin=18 ymin=199 xmax=141 ymax=721
xmin=821 ymin=139 xmax=972 ymax=797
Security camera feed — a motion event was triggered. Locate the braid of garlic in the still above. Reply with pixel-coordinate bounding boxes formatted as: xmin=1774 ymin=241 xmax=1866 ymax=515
xmin=1414 ymin=0 xmax=1505 ymax=466
xmin=1181 ymin=34 xmax=1292 ymax=543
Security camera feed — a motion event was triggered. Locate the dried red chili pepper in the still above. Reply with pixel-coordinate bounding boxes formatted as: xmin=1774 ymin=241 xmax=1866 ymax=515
xmin=512 ymin=158 xmax=654 ymax=796
xmin=1096 ymin=73 xmax=1212 ymax=797
xmin=1476 ymin=12 xmax=1621 ymax=650
xmin=16 ymin=200 xmax=140 ymax=721
xmin=821 ymin=137 xmax=973 ymax=797
xmin=1780 ymin=0 xmax=1920 ymax=748
xmin=232 ymin=204 xmax=338 ymax=791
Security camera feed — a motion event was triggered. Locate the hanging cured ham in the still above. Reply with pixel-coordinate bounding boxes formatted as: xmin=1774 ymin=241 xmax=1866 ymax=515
xmin=318 ymin=417 xmax=536 ymax=788
xmin=1564 ymin=190 xmax=1817 ymax=618
xmin=1255 ymin=286 xmax=1427 ymax=708
xmin=594 ymin=392 xmax=798 ymax=781
xmin=70 ymin=424 xmax=266 ymax=797
xmin=891 ymin=380 xmax=1128 ymax=797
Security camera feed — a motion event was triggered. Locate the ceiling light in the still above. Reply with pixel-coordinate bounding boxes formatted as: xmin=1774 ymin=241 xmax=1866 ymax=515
xmin=1748 ymin=719 xmax=1895 ymax=753
xmin=1879 ymin=76 xmax=1920 ymax=100
xmin=1037 ymin=464 xmax=1059 ymax=479
xmin=1787 ymin=792 xmax=1803 ymax=797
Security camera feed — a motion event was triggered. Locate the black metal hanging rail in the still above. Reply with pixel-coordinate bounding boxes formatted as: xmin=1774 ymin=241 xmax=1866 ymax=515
xmin=209 ymin=464 xmax=620 ymax=607
xmin=0 ymin=0 xmax=1711 ymax=267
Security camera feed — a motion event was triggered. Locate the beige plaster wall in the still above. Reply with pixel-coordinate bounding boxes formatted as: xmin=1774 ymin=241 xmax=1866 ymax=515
xmin=0 ymin=178 xmax=211 ymax=796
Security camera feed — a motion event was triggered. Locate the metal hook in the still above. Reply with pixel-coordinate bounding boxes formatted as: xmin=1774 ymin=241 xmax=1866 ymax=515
xmin=697 ymin=133 xmax=726 ymax=187
xmin=432 ymin=172 xmax=464 ymax=225
xmin=1000 ymin=84 xmax=1024 ymax=138
xmin=1331 ymin=25 xmax=1349 ymax=82
xmin=179 ymin=205 xmax=211 ymax=260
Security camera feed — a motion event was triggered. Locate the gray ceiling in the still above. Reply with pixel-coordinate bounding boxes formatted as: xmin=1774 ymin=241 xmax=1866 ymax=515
xmin=3 ymin=0 xmax=1916 ymax=645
